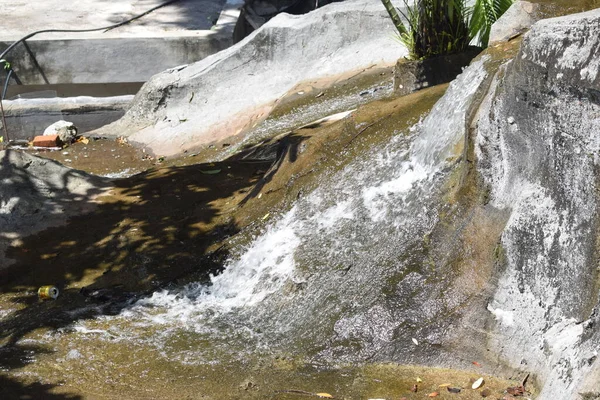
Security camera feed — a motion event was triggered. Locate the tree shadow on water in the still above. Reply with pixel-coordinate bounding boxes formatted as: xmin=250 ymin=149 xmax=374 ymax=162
xmin=0 ymin=130 xmax=308 ymax=396
xmin=0 ymin=147 xmax=274 ymax=347
xmin=0 ymin=343 xmax=81 ymax=399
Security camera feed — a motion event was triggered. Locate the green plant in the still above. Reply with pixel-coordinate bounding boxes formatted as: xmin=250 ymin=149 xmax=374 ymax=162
xmin=470 ymin=0 xmax=515 ymax=47
xmin=381 ymin=0 xmax=514 ymax=60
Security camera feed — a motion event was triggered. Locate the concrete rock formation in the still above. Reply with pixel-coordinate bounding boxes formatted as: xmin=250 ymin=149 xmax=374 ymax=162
xmin=96 ymin=0 xmax=407 ymax=156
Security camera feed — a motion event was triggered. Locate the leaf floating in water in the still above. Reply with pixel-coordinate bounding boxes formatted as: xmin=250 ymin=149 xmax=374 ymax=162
xmin=428 ymin=392 xmax=439 ymax=397
xmin=262 ymin=213 xmax=270 ymax=220
xmin=447 ymin=387 xmax=461 ymax=394
xmin=316 ymin=393 xmax=333 ymax=399
xmin=416 ymin=377 xmax=423 ymax=383
xmin=200 ymin=169 xmax=222 ymax=175
xmin=438 ymin=383 xmax=451 ymax=387
xmin=472 ymin=377 xmax=485 ymax=389
xmin=480 ymin=388 xmax=492 ymax=397
xmin=412 ymin=338 xmax=419 ymax=345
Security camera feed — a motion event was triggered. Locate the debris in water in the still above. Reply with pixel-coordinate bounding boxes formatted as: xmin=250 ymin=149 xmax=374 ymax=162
xmin=447 ymin=387 xmax=461 ymax=393
xmin=76 ymin=136 xmax=89 ymax=145
xmin=412 ymin=338 xmax=419 ymax=345
xmin=480 ymin=388 xmax=492 ymax=397
xmin=472 ymin=361 xmax=482 ymax=367
xmin=38 ymin=285 xmax=59 ymax=300
xmin=411 ymin=384 xmax=418 ymax=393
xmin=32 ymin=134 xmax=61 ymax=148
xmin=472 ymin=377 xmax=485 ymax=389
xmin=116 ymin=136 xmax=128 ymax=145
xmin=200 ymin=169 xmax=222 ymax=175
xmin=276 ymin=389 xmax=334 ymax=398
xmin=315 ymin=92 xmax=324 ymax=98
xmin=428 ymin=392 xmax=439 ymax=397
xmin=262 ymin=213 xmax=270 ymax=220
xmin=438 ymin=383 xmax=451 ymax=387
xmin=506 ymin=385 xmax=525 ymax=396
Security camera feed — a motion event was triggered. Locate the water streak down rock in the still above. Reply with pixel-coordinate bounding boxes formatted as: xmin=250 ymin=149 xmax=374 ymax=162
xmin=476 ymin=8 xmax=600 ymax=398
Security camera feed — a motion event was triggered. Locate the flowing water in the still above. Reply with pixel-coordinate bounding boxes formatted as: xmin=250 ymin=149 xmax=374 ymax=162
xmin=65 ymin=57 xmax=491 ymax=368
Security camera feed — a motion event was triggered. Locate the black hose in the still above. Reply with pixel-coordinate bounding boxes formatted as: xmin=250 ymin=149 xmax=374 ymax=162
xmin=0 ymin=0 xmax=182 ymax=61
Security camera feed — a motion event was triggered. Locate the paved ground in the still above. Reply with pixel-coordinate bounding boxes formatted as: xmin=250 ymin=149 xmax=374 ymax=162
xmin=0 ymin=0 xmax=228 ymax=40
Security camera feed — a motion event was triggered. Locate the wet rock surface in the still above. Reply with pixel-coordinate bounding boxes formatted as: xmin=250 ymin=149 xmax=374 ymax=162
xmin=476 ymin=7 xmax=600 ymax=399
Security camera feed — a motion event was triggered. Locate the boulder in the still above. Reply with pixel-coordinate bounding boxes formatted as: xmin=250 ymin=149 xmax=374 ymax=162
xmin=43 ymin=120 xmax=78 ymax=143
xmin=476 ymin=8 xmax=600 ymax=399
xmin=0 ymin=150 xmax=110 ymax=270
xmin=94 ymin=0 xmax=407 ymax=156
xmin=488 ymin=1 xmax=540 ymax=44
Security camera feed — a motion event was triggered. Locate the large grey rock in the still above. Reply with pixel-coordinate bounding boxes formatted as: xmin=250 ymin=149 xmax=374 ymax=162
xmin=0 ymin=150 xmax=110 ymax=270
xmin=96 ymin=0 xmax=407 ymax=156
xmin=488 ymin=1 xmax=540 ymax=44
xmin=476 ymin=8 xmax=600 ymax=399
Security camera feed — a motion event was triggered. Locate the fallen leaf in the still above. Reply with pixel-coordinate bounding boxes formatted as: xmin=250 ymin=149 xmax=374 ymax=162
xmin=416 ymin=377 xmax=423 ymax=383
xmin=411 ymin=384 xmax=418 ymax=393
xmin=472 ymin=361 xmax=482 ymax=367
xmin=438 ymin=383 xmax=451 ymax=387
xmin=506 ymin=385 xmax=525 ymax=396
xmin=472 ymin=377 xmax=485 ymax=389
xmin=262 ymin=213 xmax=270 ymax=220
xmin=316 ymin=394 xmax=333 ymax=399
xmin=412 ymin=338 xmax=419 ymax=345
xmin=447 ymin=387 xmax=461 ymax=394
xmin=428 ymin=392 xmax=439 ymax=397
xmin=480 ymin=388 xmax=492 ymax=397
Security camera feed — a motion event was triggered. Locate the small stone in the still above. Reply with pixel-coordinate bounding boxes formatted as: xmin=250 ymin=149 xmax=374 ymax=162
xmin=507 ymin=116 xmax=515 ymax=124
xmin=44 ymin=120 xmax=78 ymax=144
xmin=66 ymin=349 xmax=82 ymax=360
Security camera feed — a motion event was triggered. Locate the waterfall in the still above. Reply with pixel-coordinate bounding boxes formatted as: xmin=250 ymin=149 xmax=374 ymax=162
xmin=90 ymin=56 xmax=491 ymax=363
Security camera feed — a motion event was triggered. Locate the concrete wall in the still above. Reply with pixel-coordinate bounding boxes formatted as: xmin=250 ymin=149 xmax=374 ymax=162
xmin=0 ymin=34 xmax=231 ymax=86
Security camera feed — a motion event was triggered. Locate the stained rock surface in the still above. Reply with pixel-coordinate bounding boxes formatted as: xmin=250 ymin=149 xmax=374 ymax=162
xmin=476 ymin=8 xmax=600 ymax=399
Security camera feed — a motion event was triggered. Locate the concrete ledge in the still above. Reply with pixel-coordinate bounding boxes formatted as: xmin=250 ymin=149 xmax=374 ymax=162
xmin=0 ymin=0 xmax=242 ymax=86
xmin=3 ymin=95 xmax=133 ymax=139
